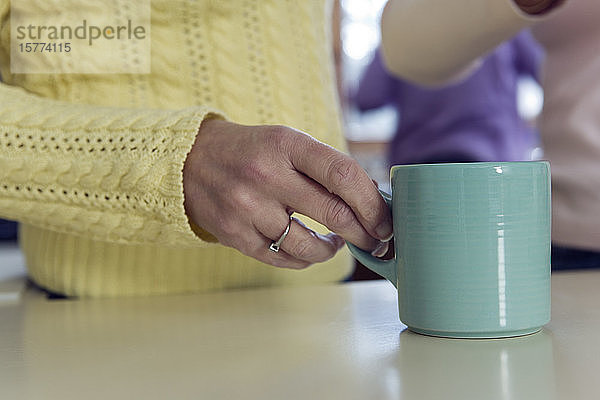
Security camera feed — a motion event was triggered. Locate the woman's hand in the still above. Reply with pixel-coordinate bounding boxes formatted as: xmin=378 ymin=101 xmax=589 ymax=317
xmin=183 ymin=119 xmax=392 ymax=269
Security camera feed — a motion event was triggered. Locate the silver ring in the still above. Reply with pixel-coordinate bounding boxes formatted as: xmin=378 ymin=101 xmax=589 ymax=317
xmin=269 ymin=215 xmax=293 ymax=253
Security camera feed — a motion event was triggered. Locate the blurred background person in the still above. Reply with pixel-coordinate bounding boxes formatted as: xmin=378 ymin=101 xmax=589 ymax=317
xmin=352 ymin=30 xmax=543 ymax=167
xmin=337 ymin=1 xmax=544 ymax=278
xmin=380 ymin=0 xmax=600 ymax=270
xmin=381 ymin=0 xmax=600 ymax=270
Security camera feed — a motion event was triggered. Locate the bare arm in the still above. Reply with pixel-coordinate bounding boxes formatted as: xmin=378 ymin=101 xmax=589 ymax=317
xmin=380 ymin=0 xmax=561 ymax=85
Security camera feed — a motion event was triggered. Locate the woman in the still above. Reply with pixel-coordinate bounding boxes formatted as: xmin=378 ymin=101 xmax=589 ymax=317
xmin=0 ymin=0 xmax=391 ymax=296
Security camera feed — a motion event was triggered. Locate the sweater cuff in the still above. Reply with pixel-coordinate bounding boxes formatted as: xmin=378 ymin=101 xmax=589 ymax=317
xmin=163 ymin=108 xmax=223 ymax=246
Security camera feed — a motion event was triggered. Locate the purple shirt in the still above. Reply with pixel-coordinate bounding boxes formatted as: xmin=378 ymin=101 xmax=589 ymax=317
xmin=354 ymin=31 xmax=544 ymax=166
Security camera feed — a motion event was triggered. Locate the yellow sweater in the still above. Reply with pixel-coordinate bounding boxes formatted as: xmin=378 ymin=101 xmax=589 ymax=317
xmin=0 ymin=0 xmax=351 ymax=296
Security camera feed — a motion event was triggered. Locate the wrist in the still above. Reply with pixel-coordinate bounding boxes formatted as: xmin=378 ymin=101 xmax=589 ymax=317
xmin=513 ymin=0 xmax=565 ymax=15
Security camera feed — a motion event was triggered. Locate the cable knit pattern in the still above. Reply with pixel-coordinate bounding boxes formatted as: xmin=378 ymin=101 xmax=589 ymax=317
xmin=0 ymin=85 xmax=217 ymax=246
xmin=0 ymin=0 xmax=351 ymax=296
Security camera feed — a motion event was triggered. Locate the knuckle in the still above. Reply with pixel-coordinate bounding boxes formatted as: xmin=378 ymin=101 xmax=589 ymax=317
xmin=228 ymin=184 xmax=260 ymax=214
xmin=287 ymin=237 xmax=315 ymax=261
xmin=218 ymin=220 xmax=242 ymax=245
xmin=243 ymin=156 xmax=277 ymax=184
xmin=264 ymin=124 xmax=292 ymax=147
xmin=265 ymin=124 xmax=306 ymax=154
xmin=323 ymin=196 xmax=355 ymax=231
xmin=242 ymin=128 xmax=297 ymax=184
xmin=264 ymin=124 xmax=288 ymax=137
xmin=326 ymin=157 xmax=361 ymax=191
xmin=358 ymin=194 xmax=380 ymax=223
xmin=240 ymin=238 xmax=263 ymax=259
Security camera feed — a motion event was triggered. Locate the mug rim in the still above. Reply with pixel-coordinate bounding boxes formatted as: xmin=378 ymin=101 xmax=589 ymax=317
xmin=390 ymin=160 xmax=549 ymax=174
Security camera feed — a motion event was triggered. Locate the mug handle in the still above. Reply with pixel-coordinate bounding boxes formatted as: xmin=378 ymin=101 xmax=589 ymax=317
xmin=346 ymin=190 xmax=397 ymax=288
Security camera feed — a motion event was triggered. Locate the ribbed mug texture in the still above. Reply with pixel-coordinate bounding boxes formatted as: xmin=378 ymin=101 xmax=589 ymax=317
xmin=391 ymin=161 xmax=550 ymax=337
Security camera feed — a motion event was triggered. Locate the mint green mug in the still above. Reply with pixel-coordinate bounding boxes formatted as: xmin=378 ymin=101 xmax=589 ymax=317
xmin=347 ymin=161 xmax=551 ymax=338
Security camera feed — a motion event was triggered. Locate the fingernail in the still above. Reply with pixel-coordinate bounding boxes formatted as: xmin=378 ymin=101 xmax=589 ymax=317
xmin=371 ymin=240 xmax=389 ymax=258
xmin=327 ymin=233 xmax=346 ymax=249
xmin=375 ymin=222 xmax=393 ymax=241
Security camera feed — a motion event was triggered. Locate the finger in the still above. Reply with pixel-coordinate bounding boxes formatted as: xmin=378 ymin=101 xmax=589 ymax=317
xmin=236 ymin=229 xmax=313 ymax=270
xmin=278 ymin=172 xmax=382 ymax=251
xmin=257 ymin=212 xmax=345 ymax=264
xmin=283 ymin=218 xmax=345 ymax=263
xmin=288 ymin=135 xmax=393 ymax=241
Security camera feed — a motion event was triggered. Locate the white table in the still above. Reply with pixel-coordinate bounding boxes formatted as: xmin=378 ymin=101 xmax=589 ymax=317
xmin=0 ymin=244 xmax=598 ymax=399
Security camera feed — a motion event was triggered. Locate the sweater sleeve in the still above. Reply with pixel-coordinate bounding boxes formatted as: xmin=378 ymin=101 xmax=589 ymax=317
xmin=0 ymin=82 xmax=221 ymax=247
xmin=380 ymin=0 xmax=554 ymax=85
